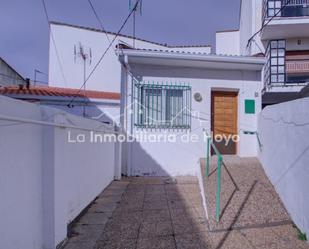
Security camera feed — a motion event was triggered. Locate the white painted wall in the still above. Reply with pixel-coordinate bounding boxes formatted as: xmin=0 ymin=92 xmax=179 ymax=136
xmin=0 ymin=97 xmax=43 ymax=249
xmin=0 ymin=96 xmax=119 ymax=249
xmin=258 ymin=97 xmax=309 ymax=237
xmin=216 ymin=31 xmax=240 ymax=56
xmin=42 ymin=102 xmax=120 ymax=126
xmin=49 ymin=23 xmax=211 ymax=93
xmin=123 ymin=65 xmax=262 ymax=177
xmin=286 ymin=38 xmax=309 ymax=51
xmin=239 ymin=0 xmax=264 ymax=56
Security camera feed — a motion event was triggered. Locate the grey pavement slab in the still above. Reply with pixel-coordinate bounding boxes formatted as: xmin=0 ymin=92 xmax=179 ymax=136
xmin=63 ymin=175 xmax=309 ymax=249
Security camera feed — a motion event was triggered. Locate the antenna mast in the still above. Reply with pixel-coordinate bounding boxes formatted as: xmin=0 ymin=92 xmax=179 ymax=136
xmin=74 ymin=42 xmax=92 ymax=117
xmin=129 ymin=0 xmax=142 ymax=48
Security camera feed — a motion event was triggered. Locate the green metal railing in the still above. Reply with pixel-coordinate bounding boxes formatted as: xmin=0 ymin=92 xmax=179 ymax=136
xmin=205 ymin=134 xmax=222 ymax=223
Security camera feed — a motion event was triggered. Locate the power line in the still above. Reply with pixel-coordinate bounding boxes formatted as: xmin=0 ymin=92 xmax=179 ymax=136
xmin=87 ymin=0 xmax=111 ymax=43
xmin=247 ymin=0 xmax=292 ymax=49
xmin=40 ymin=0 xmax=68 ymax=87
xmin=67 ymin=0 xmax=141 ymax=107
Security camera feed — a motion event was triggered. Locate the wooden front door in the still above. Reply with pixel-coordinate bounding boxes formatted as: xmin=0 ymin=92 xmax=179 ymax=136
xmin=211 ymin=91 xmax=238 ymax=155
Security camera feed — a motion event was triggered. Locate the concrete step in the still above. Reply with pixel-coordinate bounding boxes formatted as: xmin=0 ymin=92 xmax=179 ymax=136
xmin=200 ymin=156 xmax=291 ymax=231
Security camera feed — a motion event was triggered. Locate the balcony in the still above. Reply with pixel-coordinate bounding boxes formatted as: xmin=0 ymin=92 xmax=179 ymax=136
xmin=261 ymin=0 xmax=309 ymax=41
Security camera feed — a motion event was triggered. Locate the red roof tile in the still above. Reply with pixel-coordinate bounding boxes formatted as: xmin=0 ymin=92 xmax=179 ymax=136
xmin=0 ymin=86 xmax=120 ymax=100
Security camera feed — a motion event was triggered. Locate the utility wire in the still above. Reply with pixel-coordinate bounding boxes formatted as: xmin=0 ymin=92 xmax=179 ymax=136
xmin=67 ymin=0 xmax=141 ymax=108
xmin=87 ymin=0 xmax=111 ymax=43
xmin=247 ymin=0 xmax=292 ymax=49
xmin=40 ymin=0 xmax=68 ymax=87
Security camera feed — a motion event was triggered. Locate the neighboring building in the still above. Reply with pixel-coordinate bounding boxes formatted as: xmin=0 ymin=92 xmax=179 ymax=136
xmin=0 ymin=57 xmax=26 ymax=87
xmin=117 ymin=48 xmax=264 ymax=176
xmin=216 ymin=0 xmax=309 ymax=106
xmin=0 ymin=86 xmax=120 ymax=125
xmin=215 ymin=0 xmax=264 ymax=57
xmin=48 ymin=22 xmax=211 ymax=93
xmin=261 ymin=0 xmax=309 ymax=93
xmin=216 ymin=30 xmax=241 ymax=56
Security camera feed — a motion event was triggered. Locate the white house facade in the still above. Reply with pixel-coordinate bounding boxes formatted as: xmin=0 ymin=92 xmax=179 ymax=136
xmin=48 ymin=22 xmax=211 ymax=94
xmin=118 ymin=48 xmax=265 ymax=176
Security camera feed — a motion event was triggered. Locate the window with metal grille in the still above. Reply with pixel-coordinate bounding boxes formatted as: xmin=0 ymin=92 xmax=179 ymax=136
xmin=132 ymin=81 xmax=191 ymax=129
xmin=267 ymin=0 xmax=282 ymax=17
xmin=263 ymin=0 xmax=309 ymax=22
xmin=264 ymin=40 xmax=286 ymax=87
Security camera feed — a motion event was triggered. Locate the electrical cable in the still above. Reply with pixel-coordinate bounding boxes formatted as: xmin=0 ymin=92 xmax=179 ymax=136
xmin=247 ymin=0 xmax=292 ymax=49
xmin=67 ymin=0 xmax=141 ymax=108
xmin=87 ymin=0 xmax=111 ymax=43
xmin=40 ymin=0 xmax=68 ymax=87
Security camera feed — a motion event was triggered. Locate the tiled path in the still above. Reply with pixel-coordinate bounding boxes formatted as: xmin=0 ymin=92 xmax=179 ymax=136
xmin=63 ymin=175 xmax=309 ymax=249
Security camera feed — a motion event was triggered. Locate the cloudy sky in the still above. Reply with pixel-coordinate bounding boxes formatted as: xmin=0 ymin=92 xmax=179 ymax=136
xmin=0 ymin=0 xmax=240 ymax=83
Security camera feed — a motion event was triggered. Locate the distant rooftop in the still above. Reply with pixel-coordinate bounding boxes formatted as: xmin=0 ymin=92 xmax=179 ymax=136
xmin=117 ymin=46 xmax=266 ymax=60
xmin=216 ymin=29 xmax=239 ymax=33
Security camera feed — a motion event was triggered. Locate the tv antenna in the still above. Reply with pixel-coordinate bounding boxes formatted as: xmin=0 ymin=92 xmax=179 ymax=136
xmin=129 ymin=0 xmax=143 ymax=48
xmin=74 ymin=42 xmax=92 ymax=117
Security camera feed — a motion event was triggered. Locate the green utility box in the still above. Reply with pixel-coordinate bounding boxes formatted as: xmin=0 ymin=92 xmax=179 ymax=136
xmin=245 ymin=99 xmax=255 ymax=114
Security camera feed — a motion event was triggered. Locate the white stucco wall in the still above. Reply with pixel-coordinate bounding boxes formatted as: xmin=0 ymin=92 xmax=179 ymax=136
xmin=216 ymin=31 xmax=240 ymax=56
xmin=0 ymin=97 xmax=43 ymax=249
xmin=286 ymin=38 xmax=309 ymax=51
xmin=49 ymin=23 xmax=211 ymax=93
xmin=0 ymin=96 xmax=119 ymax=249
xmin=239 ymin=0 xmax=264 ymax=56
xmin=123 ymin=65 xmax=262 ymax=177
xmin=258 ymin=97 xmax=309 ymax=237
xmin=42 ymin=102 xmax=120 ymax=126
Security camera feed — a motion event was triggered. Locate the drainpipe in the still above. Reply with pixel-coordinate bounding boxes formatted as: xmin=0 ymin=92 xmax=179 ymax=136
xmin=122 ymin=55 xmax=130 ymax=133
xmin=123 ymin=55 xmax=133 ymax=177
xmin=119 ymin=55 xmax=133 ymax=176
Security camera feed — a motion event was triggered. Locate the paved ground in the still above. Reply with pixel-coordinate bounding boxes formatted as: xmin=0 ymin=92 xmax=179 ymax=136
xmin=63 ymin=174 xmax=309 ymax=249
xmin=200 ymin=156 xmax=293 ymax=232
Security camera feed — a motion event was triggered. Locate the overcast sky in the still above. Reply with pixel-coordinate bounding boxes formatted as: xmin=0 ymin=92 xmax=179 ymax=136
xmin=0 ymin=0 xmax=240 ymax=82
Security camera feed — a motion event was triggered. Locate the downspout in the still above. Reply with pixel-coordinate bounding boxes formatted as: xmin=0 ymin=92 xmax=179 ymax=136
xmin=120 ymin=54 xmax=133 ymax=176
xmin=124 ymin=55 xmax=133 ymax=177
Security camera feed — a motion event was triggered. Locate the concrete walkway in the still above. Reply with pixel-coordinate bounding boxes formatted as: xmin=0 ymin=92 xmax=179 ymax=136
xmin=63 ymin=175 xmax=309 ymax=249
xmin=200 ymin=156 xmax=293 ymax=231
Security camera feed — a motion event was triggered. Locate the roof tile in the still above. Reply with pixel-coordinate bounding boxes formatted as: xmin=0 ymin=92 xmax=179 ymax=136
xmin=0 ymin=86 xmax=120 ymax=100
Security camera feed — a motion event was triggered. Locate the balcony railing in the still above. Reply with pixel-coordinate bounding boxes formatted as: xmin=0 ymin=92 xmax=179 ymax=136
xmin=263 ymin=0 xmax=309 ymax=22
xmin=263 ymin=40 xmax=309 ymax=88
